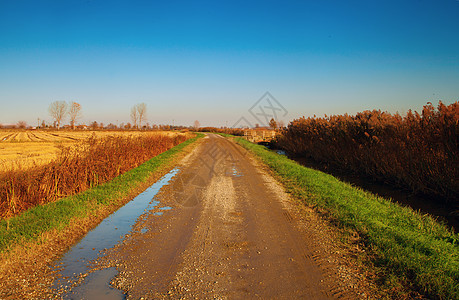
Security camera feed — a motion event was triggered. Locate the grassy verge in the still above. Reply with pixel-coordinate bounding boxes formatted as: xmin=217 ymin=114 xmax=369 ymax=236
xmin=0 ymin=133 xmax=204 ymax=254
xmin=233 ymin=136 xmax=458 ymax=299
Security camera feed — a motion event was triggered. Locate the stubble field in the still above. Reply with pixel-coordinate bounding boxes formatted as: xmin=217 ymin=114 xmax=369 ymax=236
xmin=0 ymin=130 xmax=179 ymax=171
xmin=0 ymin=129 xmax=190 ymax=218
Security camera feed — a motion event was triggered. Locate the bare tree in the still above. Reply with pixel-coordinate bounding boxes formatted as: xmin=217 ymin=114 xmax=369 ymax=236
xmin=69 ymin=101 xmax=82 ymax=130
xmin=130 ymin=106 xmax=138 ymax=129
xmin=48 ymin=101 xmax=68 ymax=129
xmin=106 ymin=123 xmax=117 ymax=130
xmin=193 ymin=120 xmax=200 ymax=130
xmin=137 ymin=103 xmax=147 ymax=129
xmin=130 ymin=103 xmax=147 ymax=129
xmin=90 ymin=121 xmax=98 ymax=130
xmin=17 ymin=121 xmax=27 ymax=129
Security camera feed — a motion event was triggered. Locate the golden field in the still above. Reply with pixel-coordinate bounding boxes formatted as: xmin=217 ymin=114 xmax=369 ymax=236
xmin=0 ymin=130 xmax=181 ymax=171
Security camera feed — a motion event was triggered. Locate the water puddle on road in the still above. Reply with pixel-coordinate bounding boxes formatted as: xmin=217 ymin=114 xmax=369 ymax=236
xmin=228 ymin=165 xmax=243 ymax=177
xmin=52 ymin=167 xmax=179 ymax=299
xmin=63 ymin=268 xmax=123 ymax=300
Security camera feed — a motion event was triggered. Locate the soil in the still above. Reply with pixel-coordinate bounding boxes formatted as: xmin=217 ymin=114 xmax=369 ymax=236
xmin=99 ymin=134 xmax=375 ymax=299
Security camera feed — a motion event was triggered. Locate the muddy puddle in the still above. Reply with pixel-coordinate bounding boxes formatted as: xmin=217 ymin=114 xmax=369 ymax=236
xmin=52 ymin=167 xmax=179 ymax=299
xmin=226 ymin=164 xmax=243 ymax=178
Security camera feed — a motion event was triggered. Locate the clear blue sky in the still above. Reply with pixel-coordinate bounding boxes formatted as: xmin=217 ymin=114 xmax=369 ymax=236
xmin=1 ymin=0 xmax=458 ymax=127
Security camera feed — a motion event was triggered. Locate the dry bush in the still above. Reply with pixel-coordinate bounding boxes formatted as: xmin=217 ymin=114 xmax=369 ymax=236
xmin=0 ymin=134 xmax=187 ymax=219
xmin=275 ymin=101 xmax=459 ymax=202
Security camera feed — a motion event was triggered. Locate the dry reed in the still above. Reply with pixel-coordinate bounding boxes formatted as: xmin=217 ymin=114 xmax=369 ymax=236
xmin=0 ymin=134 xmax=187 ymax=218
xmin=275 ymin=101 xmax=459 ymax=202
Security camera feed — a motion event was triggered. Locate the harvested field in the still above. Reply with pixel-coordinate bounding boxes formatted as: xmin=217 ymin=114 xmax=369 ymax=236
xmin=0 ymin=130 xmax=181 ymax=171
xmin=0 ymin=131 xmax=191 ymax=218
xmin=0 ymin=142 xmax=58 ymax=171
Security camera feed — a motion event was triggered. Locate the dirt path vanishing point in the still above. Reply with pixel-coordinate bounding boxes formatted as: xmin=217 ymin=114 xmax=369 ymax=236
xmin=89 ymin=134 xmax=368 ymax=299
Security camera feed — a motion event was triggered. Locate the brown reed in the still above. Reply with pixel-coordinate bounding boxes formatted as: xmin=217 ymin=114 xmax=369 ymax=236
xmin=275 ymin=101 xmax=459 ymax=202
xmin=0 ymin=134 xmax=187 ymax=219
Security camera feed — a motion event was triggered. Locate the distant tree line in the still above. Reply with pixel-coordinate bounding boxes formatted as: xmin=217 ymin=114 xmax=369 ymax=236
xmin=1 ymin=101 xmax=188 ymax=131
xmin=1 ymin=101 xmax=285 ymax=131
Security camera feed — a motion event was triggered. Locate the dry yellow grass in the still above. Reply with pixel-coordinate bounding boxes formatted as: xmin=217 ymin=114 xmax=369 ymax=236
xmin=0 ymin=142 xmax=57 ymax=170
xmin=0 ymin=130 xmax=183 ymax=171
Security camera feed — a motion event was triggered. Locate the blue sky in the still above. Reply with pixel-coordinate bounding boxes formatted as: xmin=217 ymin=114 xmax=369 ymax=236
xmin=1 ymin=0 xmax=458 ymax=127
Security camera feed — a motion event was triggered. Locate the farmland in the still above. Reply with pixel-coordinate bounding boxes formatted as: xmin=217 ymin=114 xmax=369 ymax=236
xmin=0 ymin=130 xmax=180 ymax=171
xmin=0 ymin=129 xmax=153 ymax=143
xmin=0 ymin=130 xmax=191 ymax=218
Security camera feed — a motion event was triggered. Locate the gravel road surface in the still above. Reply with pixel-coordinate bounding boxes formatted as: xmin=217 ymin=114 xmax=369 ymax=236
xmin=104 ymin=134 xmax=353 ymax=299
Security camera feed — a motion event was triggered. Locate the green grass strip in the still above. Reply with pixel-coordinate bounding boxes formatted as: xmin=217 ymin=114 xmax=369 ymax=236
xmin=234 ymin=137 xmax=458 ymax=299
xmin=0 ymin=133 xmax=204 ymax=253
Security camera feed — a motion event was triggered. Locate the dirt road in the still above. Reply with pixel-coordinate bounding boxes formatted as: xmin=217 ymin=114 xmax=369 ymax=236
xmin=102 ymin=134 xmax=351 ymax=299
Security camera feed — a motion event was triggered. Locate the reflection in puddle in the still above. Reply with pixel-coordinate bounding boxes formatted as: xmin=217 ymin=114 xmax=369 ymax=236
xmin=159 ymin=206 xmax=172 ymax=210
xmin=233 ymin=166 xmax=242 ymax=177
xmin=276 ymin=150 xmax=286 ymax=156
xmin=63 ymin=268 xmax=124 ymax=300
xmin=53 ymin=167 xmax=180 ymax=298
xmin=154 ymin=211 xmax=164 ymax=216
xmin=229 ymin=165 xmax=243 ymax=177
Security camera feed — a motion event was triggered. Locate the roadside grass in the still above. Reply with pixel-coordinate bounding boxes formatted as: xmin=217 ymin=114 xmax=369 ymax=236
xmin=233 ymin=136 xmax=458 ymax=299
xmin=0 ymin=133 xmax=204 ymax=254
